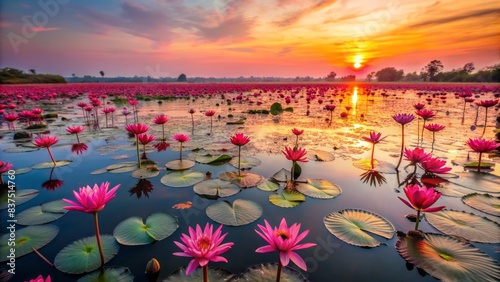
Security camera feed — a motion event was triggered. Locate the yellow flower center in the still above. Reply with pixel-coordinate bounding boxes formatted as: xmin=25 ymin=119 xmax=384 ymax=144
xmin=197 ymin=236 xmax=211 ymax=251
xmin=275 ymin=230 xmax=290 ymax=240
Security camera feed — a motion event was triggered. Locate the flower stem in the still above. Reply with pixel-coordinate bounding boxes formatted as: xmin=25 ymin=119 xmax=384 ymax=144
xmin=370 ymin=143 xmax=375 ymax=169
xmin=291 ymin=161 xmax=295 ymax=182
xmin=179 ymin=143 xmax=183 ymax=161
xmin=474 ymin=106 xmax=479 ymax=126
xmin=431 ymin=132 xmax=435 ymax=153
xmin=46 ymin=147 xmax=56 ymax=166
xmin=135 ymin=135 xmax=141 ymax=169
xmin=482 ymin=108 xmax=488 ymax=137
xmin=421 ymin=120 xmax=426 ymax=146
xmin=461 ymin=99 xmax=466 ymax=124
xmin=203 ymin=265 xmax=208 ymax=282
xmin=477 ymin=152 xmax=482 ymax=172
xmin=76 ymin=133 xmax=80 ymax=144
xmin=93 ymin=212 xmax=105 ymax=267
xmin=295 ymin=135 xmax=298 ymax=148
xmin=238 ymin=146 xmax=241 ymax=176
xmin=395 ymin=125 xmax=404 ymax=171
xmin=414 ymin=210 xmax=421 ymax=230
xmin=276 ymin=261 xmax=282 ymax=282
xmin=416 ymin=117 xmax=420 ymax=142
xmin=191 ymin=114 xmax=194 ymax=129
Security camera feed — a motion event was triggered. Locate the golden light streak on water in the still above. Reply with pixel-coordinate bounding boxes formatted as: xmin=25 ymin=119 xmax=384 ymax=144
xmin=352 ymin=86 xmax=359 ymax=116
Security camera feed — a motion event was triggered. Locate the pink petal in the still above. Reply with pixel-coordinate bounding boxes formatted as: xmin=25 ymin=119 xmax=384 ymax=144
xmin=279 ymin=252 xmax=290 ymax=267
xmin=288 ymin=251 xmax=308 ymax=271
xmin=256 ymin=245 xmax=276 ymax=253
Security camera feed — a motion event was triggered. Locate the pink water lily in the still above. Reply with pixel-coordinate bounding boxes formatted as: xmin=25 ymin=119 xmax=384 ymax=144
xmin=173 ymin=133 xmax=190 ymax=161
xmin=466 ymin=138 xmax=499 ymax=172
xmin=392 ymin=113 xmax=415 ymax=170
xmin=33 ymin=136 xmax=59 ymax=165
xmin=0 ymin=161 xmax=13 ymax=185
xmin=362 ymin=131 xmax=384 ymax=169
xmin=420 ymin=157 xmax=451 ymax=174
xmin=125 ymin=123 xmax=149 ymax=168
xmin=231 ymin=133 xmax=251 ymax=176
xmin=28 ymin=275 xmax=51 ymax=282
xmin=291 ymin=128 xmax=304 ymax=147
xmin=424 ymin=123 xmax=445 ymax=152
xmin=173 ymin=223 xmax=233 ymax=279
xmin=398 ymin=184 xmax=445 ymax=230
xmin=66 ymin=125 xmax=85 ymax=143
xmin=403 ymin=147 xmax=431 ymax=165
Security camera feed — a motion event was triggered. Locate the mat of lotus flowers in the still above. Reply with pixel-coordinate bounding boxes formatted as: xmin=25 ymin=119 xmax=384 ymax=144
xmin=0 ymin=82 xmax=499 ymax=281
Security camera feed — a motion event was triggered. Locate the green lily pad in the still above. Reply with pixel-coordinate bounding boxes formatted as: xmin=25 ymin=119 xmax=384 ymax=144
xmin=229 ymin=156 xmax=262 ymax=169
xmin=231 ymin=263 xmax=308 ymax=282
xmin=448 ymin=172 xmax=500 ymax=193
xmin=106 ymin=162 xmax=137 ymax=170
xmin=269 ymin=190 xmax=305 ymax=208
xmin=219 ymin=171 xmax=265 ymax=188
xmin=271 ymin=168 xmax=291 ymax=182
xmin=310 ymin=150 xmax=335 ymax=162
xmin=462 ymin=193 xmax=500 ymax=217
xmin=165 ymin=160 xmax=195 ymax=170
xmin=270 ymin=102 xmax=283 ymax=115
xmin=324 ymin=209 xmax=395 ymax=247
xmin=296 ymin=179 xmax=342 ymax=199
xmin=3 ymin=147 xmax=39 ymax=153
xmin=257 ymin=180 xmax=280 ymax=192
xmin=464 ymin=162 xmax=495 ymax=169
xmin=206 ymin=199 xmax=262 ymax=226
xmin=1 ymin=167 xmax=32 ymax=175
xmin=0 ymin=189 xmax=39 ymax=210
xmin=195 ymin=154 xmax=232 ymax=164
xmin=160 ymin=169 xmax=205 ymax=188
xmin=32 ymin=160 xmax=73 ymax=169
xmin=164 ymin=267 xmax=232 ymax=282
xmin=425 ymin=210 xmax=500 ymax=243
xmin=77 ymin=267 xmax=134 ymax=282
xmin=90 ymin=167 xmax=109 ymax=175
xmin=113 ymin=212 xmax=178 ymax=245
xmin=17 ymin=200 xmax=69 ymax=225
xmin=396 ymin=232 xmax=500 ymax=282
xmin=0 ymin=225 xmax=58 ymax=262
xmin=434 ymin=182 xmax=480 ymax=198
xmin=193 ymin=179 xmax=241 ymax=198
xmin=54 ymin=235 xmax=119 ymax=274
xmin=131 ymin=167 xmax=160 ymax=179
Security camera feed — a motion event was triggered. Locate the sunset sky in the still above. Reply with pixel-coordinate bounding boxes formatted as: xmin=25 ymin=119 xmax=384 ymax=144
xmin=1 ymin=0 xmax=499 ymax=78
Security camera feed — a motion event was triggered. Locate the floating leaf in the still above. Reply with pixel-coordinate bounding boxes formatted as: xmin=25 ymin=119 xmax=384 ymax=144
xmin=0 ymin=225 xmax=58 ymax=262
xmin=106 ymin=162 xmax=137 ymax=170
xmin=219 ymin=171 xmax=265 ymax=188
xmin=54 ymin=235 xmax=119 ymax=274
xmin=269 ymin=190 xmax=305 ymax=208
xmin=1 ymin=167 xmax=32 ymax=175
xmin=77 ymin=266 xmax=134 ymax=282
xmin=311 ymin=150 xmax=335 ymax=162
xmin=17 ymin=200 xmax=68 ymax=225
xmin=448 ymin=172 xmax=500 ymax=193
xmin=206 ymin=199 xmax=262 ymax=226
xmin=434 ymin=182 xmax=480 ymax=198
xmin=0 ymin=189 xmax=39 ymax=210
xmin=464 ymin=162 xmax=495 ymax=169
xmin=161 ymin=169 xmax=204 ymax=188
xmin=3 ymin=147 xmax=39 ymax=153
xmin=194 ymin=179 xmax=240 ymax=198
xmin=296 ymin=179 xmax=342 ymax=199
xmin=164 ymin=267 xmax=232 ymax=282
xmin=425 ymin=210 xmax=500 ymax=243
xmin=396 ymin=232 xmax=500 ymax=282
xmin=113 ymin=212 xmax=178 ymax=245
xmin=229 ymin=156 xmax=262 ymax=169
xmin=270 ymin=102 xmax=283 ymax=115
xmin=165 ymin=160 xmax=195 ymax=170
xmin=257 ymin=180 xmax=280 ymax=192
xmin=230 ymin=263 xmax=308 ymax=282
xmin=32 ymin=160 xmax=73 ymax=169
xmin=131 ymin=167 xmax=160 ymax=179
xmin=90 ymin=167 xmax=109 ymax=175
xmin=462 ymin=193 xmax=500 ymax=217
xmin=271 ymin=168 xmax=291 ymax=182
xmin=195 ymin=154 xmax=232 ymax=164
xmin=324 ymin=209 xmax=395 ymax=247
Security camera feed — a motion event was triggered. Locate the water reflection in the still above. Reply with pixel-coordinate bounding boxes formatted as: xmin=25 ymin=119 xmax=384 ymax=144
xmin=129 ymin=179 xmax=154 ymax=198
xmin=71 ymin=143 xmax=88 ymax=155
xmin=41 ymin=167 xmax=63 ymax=190
xmin=359 ymin=170 xmax=386 ymax=187
xmin=351 ymin=86 xmax=358 ymax=116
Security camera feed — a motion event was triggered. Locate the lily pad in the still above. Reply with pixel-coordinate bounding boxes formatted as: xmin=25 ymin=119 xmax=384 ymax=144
xmin=269 ymin=190 xmax=306 ymax=208
xmin=425 ymin=210 xmax=500 ymax=243
xmin=434 ymin=182 xmax=480 ymax=198
xmin=32 ymin=160 xmax=73 ymax=169
xmin=3 ymin=147 xmax=39 ymax=153
xmin=230 ymin=263 xmax=308 ymax=282
xmin=448 ymin=172 xmax=500 ymax=193
xmin=1 ymin=167 xmax=32 ymax=175
xmin=257 ymin=180 xmax=280 ymax=192
xmin=195 ymin=154 xmax=232 ymax=164
xmin=219 ymin=171 xmax=265 ymax=188
xmin=296 ymin=179 xmax=342 ymax=199
xmin=113 ymin=212 xmax=178 ymax=246
xmin=161 ymin=169 xmax=205 ymax=188
xmin=464 ymin=162 xmax=495 ymax=169
xmin=229 ymin=156 xmax=262 ymax=169
xmin=206 ymin=199 xmax=262 ymax=226
xmin=0 ymin=189 xmax=39 ymax=210
xmin=163 ymin=267 xmax=232 ymax=282
xmin=107 ymin=162 xmax=137 ymax=170
xmin=54 ymin=235 xmax=119 ymax=274
xmin=193 ymin=179 xmax=241 ymax=198
xmin=271 ymin=168 xmax=291 ymax=182
xmin=396 ymin=232 xmax=500 ymax=282
xmin=270 ymin=102 xmax=283 ymax=115
xmin=324 ymin=209 xmax=395 ymax=247
xmin=0 ymin=225 xmax=59 ymax=262
xmin=90 ymin=167 xmax=109 ymax=175
xmin=165 ymin=159 xmax=195 ymax=170
xmin=462 ymin=193 xmax=500 ymax=217
xmin=131 ymin=167 xmax=160 ymax=179
xmin=77 ymin=266 xmax=134 ymax=282
xmin=310 ymin=150 xmax=335 ymax=162
xmin=17 ymin=200 xmax=69 ymax=225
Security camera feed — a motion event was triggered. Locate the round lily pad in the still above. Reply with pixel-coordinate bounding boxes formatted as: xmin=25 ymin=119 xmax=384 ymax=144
xmin=90 ymin=167 xmax=109 ymax=175
xmin=396 ymin=232 xmax=500 ymax=282
xmin=309 ymin=150 xmax=335 ymax=162
xmin=77 ymin=266 xmax=134 ymax=282
xmin=54 ymin=235 xmax=119 ymax=274
xmin=434 ymin=182 xmax=480 ymax=198
xmin=229 ymin=156 xmax=262 ymax=169
xmin=324 ymin=209 xmax=395 ymax=247
xmin=107 ymin=162 xmax=137 ymax=170
xmin=164 ymin=267 xmax=232 ymax=282
xmin=462 ymin=193 xmax=500 ymax=217
xmin=17 ymin=200 xmax=69 ymax=225
xmin=32 ymin=160 xmax=73 ymax=169
xmin=448 ymin=172 xmax=500 ymax=193
xmin=3 ymin=147 xmax=39 ymax=153
xmin=131 ymin=167 xmax=160 ymax=179
xmin=113 ymin=212 xmax=178 ymax=246
xmin=206 ymin=199 xmax=262 ymax=226
xmin=296 ymin=179 xmax=342 ymax=199
xmin=193 ymin=179 xmax=240 ymax=198
xmin=425 ymin=210 xmax=500 ymax=243
xmin=230 ymin=263 xmax=308 ymax=282
xmin=269 ymin=189 xmax=306 ymax=208
xmin=195 ymin=154 xmax=232 ymax=164
xmin=257 ymin=180 xmax=280 ymax=192
xmin=271 ymin=168 xmax=291 ymax=182
xmin=0 ymin=189 xmax=39 ymax=210
xmin=165 ymin=160 xmax=195 ymax=170
xmin=160 ymin=169 xmax=205 ymax=188
xmin=1 ymin=167 xmax=32 ymax=175
xmin=0 ymin=225 xmax=58 ymax=262
xmin=219 ymin=171 xmax=265 ymax=188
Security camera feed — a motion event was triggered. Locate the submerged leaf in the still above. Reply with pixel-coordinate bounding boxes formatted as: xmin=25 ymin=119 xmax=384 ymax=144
xmin=206 ymin=199 xmax=262 ymax=226
xmin=229 ymin=156 xmax=262 ymax=169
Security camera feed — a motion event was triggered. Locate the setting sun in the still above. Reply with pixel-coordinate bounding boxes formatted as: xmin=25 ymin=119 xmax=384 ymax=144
xmin=353 ymin=55 xmax=363 ymax=69
xmin=353 ymin=62 xmax=362 ymax=69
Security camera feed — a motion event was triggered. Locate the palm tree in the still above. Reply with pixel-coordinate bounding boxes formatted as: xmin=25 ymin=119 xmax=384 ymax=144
xmin=99 ymin=70 xmax=105 ymax=79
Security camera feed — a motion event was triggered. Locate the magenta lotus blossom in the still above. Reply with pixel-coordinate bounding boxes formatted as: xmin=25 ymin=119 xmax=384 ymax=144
xmin=125 ymin=123 xmax=149 ymax=168
xmin=459 ymin=93 xmax=473 ymax=123
xmin=466 ymin=138 xmax=499 ymax=172
xmin=102 ymin=107 xmax=115 ymax=127
xmin=63 ymin=182 xmax=120 ymax=267
xmin=0 ymin=161 xmax=13 ymax=185
xmin=3 ymin=113 xmax=18 ymax=130
xmin=282 ymin=146 xmax=307 ymax=182
xmin=173 ymin=133 xmax=190 ymax=161
xmin=122 ymin=107 xmax=131 ymax=124
xmin=230 ymin=133 xmax=251 ymax=176
xmin=173 ymin=223 xmax=233 ymax=279
xmin=28 ymin=275 xmax=51 ymax=282
xmin=291 ymin=128 xmax=304 ymax=147
xmin=189 ymin=108 xmax=196 ymax=128
xmin=392 ymin=113 xmax=415 ymax=170
xmin=255 ymin=218 xmax=316 ymax=281
xmin=205 ymin=109 xmax=216 ymax=133
xmin=128 ymin=99 xmax=139 ymax=123
xmin=424 ymin=123 xmax=445 ymax=152
xmin=154 ymin=114 xmax=169 ymax=140
xmin=66 ymin=125 xmax=85 ymax=143
xmin=138 ymin=133 xmax=156 ymax=159
xmin=413 ymin=103 xmax=425 ymax=110
xmin=362 ymin=131 xmax=385 ymax=169
xmin=403 ymin=147 xmax=431 ymax=165
xmin=476 ymin=99 xmax=499 ymax=136
xmin=416 ymin=109 xmax=435 ymax=144
xmin=33 ymin=136 xmax=59 ymax=165
xmin=421 ymin=157 xmax=452 ymax=174
xmin=398 ymin=184 xmax=445 ymax=230
xmin=324 ymin=104 xmax=336 ymax=123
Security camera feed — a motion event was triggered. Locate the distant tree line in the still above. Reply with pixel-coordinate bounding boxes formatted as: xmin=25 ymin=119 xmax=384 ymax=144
xmin=0 ymin=67 xmax=66 ymax=84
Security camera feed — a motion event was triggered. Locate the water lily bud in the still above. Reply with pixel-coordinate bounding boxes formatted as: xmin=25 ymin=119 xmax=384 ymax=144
xmin=146 ymin=258 xmax=160 ymax=274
